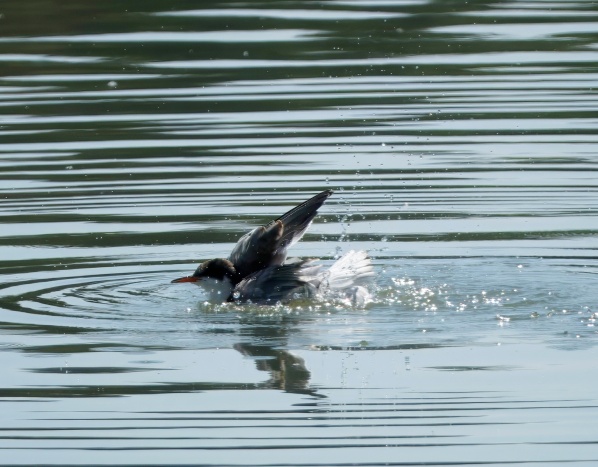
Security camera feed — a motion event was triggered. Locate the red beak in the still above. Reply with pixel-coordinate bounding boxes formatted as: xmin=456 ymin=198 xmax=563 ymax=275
xmin=171 ymin=276 xmax=199 ymax=283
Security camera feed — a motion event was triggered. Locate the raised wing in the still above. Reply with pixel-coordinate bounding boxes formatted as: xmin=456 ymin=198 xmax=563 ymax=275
xmin=228 ymin=190 xmax=332 ymax=279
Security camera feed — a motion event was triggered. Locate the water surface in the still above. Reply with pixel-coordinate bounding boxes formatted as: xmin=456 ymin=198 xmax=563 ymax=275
xmin=1 ymin=0 xmax=598 ymax=465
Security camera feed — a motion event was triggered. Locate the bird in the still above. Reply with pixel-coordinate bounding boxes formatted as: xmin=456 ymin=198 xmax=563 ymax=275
xmin=171 ymin=190 xmax=374 ymax=305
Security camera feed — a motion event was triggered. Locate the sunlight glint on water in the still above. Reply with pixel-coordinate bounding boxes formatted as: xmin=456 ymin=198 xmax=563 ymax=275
xmin=1 ymin=0 xmax=597 ymax=465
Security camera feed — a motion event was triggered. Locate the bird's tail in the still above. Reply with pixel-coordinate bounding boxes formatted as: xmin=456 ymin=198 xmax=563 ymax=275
xmin=319 ymin=250 xmax=374 ymax=290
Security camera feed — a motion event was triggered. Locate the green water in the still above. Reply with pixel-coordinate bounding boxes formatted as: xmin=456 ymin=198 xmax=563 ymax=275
xmin=1 ymin=1 xmax=598 ymax=465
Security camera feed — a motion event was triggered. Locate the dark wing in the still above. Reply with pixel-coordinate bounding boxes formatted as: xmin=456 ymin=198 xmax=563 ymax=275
xmin=275 ymin=189 xmax=333 ymax=250
xmin=230 ymin=260 xmax=322 ymax=304
xmin=228 ymin=190 xmax=332 ymax=279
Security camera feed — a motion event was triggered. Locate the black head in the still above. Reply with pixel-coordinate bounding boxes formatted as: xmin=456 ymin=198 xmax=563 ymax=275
xmin=171 ymin=258 xmax=237 ymax=283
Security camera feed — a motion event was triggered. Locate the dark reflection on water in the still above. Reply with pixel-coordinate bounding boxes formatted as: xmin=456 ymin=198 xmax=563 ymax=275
xmin=1 ymin=0 xmax=598 ymax=465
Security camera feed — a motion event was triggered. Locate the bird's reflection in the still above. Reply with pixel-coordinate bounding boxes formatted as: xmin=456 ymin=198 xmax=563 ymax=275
xmin=234 ymin=343 xmax=316 ymax=395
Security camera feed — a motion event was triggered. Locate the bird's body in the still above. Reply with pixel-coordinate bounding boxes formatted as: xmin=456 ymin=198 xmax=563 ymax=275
xmin=172 ymin=190 xmax=374 ymax=304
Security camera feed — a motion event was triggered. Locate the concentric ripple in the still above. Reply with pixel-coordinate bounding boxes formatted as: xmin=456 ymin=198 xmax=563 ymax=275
xmin=2 ymin=255 xmax=596 ymax=353
xmin=2 ymin=0 xmax=598 ymax=464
